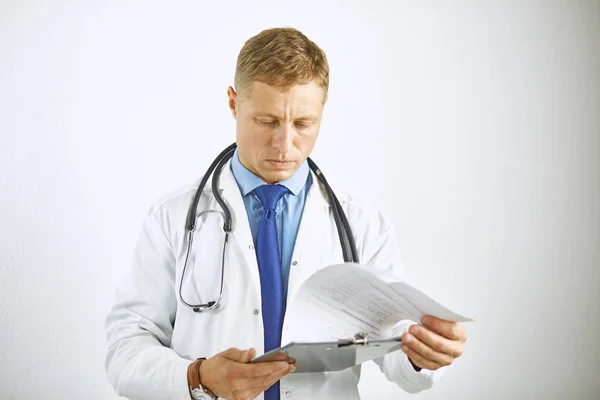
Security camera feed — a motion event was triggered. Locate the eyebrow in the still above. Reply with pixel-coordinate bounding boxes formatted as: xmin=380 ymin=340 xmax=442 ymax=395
xmin=254 ymin=112 xmax=318 ymax=121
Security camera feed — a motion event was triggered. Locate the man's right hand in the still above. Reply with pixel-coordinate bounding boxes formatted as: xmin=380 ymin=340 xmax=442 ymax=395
xmin=198 ymin=347 xmax=295 ymax=400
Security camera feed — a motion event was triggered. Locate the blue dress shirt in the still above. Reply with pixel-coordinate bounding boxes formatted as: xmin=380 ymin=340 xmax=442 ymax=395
xmin=230 ymin=148 xmax=313 ymax=300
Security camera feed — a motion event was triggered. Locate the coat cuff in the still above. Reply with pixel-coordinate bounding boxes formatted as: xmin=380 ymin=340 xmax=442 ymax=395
xmin=173 ymin=358 xmax=194 ymax=400
xmin=381 ymin=319 xmax=449 ymax=393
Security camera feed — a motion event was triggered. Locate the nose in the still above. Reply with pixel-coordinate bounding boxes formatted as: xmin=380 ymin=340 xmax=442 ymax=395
xmin=272 ymin=123 xmax=293 ymax=155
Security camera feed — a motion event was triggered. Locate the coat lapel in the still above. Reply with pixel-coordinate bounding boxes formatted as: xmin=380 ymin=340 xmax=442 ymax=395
xmin=216 ymin=162 xmax=341 ymax=330
xmin=216 ymin=160 xmax=263 ymax=300
xmin=285 ymin=170 xmax=332 ymax=305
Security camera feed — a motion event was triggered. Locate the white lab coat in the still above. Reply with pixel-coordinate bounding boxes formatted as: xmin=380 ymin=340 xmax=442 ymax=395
xmin=105 ymin=160 xmax=448 ymax=400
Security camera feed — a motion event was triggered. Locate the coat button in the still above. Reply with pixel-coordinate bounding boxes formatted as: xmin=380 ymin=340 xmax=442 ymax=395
xmin=249 ymin=244 xmax=254 ymax=250
xmin=253 ymin=309 xmax=260 ymax=315
xmin=292 ymin=261 xmax=298 ymax=266
xmin=285 ymin=390 xmax=292 ymax=398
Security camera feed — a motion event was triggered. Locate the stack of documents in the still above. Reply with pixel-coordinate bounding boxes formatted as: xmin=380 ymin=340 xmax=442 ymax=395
xmin=251 ymin=263 xmax=472 ymax=373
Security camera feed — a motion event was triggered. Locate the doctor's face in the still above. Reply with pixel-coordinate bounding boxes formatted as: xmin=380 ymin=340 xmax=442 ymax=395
xmin=227 ymin=81 xmax=325 ymax=184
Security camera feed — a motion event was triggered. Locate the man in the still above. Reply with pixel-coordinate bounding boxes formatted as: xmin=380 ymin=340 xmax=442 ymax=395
xmin=105 ymin=27 xmax=467 ymax=400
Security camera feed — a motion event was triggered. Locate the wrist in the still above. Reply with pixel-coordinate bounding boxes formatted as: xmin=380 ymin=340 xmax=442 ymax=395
xmin=408 ymin=357 xmax=422 ymax=372
xmin=187 ymin=358 xmax=216 ymax=399
xmin=187 ymin=360 xmax=199 ymax=398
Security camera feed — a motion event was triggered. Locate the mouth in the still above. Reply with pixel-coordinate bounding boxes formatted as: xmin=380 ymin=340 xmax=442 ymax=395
xmin=267 ymin=160 xmax=294 ymax=169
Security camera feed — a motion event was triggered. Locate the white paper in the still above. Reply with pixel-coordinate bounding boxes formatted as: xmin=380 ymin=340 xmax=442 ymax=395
xmin=286 ymin=263 xmax=473 ymax=342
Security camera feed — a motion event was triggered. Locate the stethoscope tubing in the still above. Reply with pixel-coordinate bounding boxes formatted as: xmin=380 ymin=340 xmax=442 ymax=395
xmin=179 ymin=143 xmax=358 ymax=312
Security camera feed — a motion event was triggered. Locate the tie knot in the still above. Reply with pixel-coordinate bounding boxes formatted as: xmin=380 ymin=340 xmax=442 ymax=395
xmin=254 ymin=184 xmax=289 ymax=210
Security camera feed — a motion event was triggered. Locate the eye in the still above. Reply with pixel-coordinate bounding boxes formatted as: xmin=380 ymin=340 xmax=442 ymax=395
xmin=258 ymin=119 xmax=277 ymax=126
xmin=294 ymin=121 xmax=312 ymax=129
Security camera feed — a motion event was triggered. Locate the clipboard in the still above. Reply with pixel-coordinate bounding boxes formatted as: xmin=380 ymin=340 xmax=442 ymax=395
xmin=249 ymin=333 xmax=403 ymax=373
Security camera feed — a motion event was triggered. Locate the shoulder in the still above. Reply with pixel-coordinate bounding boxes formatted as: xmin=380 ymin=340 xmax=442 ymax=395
xmin=146 ymin=177 xmax=205 ymax=219
xmin=326 ymin=180 xmax=403 ymax=273
xmin=324 ymin=178 xmax=393 ymax=237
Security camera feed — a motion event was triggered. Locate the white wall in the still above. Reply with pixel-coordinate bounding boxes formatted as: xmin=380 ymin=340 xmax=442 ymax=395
xmin=1 ymin=1 xmax=599 ymax=399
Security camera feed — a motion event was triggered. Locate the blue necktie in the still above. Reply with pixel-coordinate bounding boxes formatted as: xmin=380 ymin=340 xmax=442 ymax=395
xmin=254 ymin=184 xmax=289 ymax=400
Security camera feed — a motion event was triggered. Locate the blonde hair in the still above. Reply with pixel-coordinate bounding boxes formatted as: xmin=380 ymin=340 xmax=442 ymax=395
xmin=234 ymin=27 xmax=329 ymax=100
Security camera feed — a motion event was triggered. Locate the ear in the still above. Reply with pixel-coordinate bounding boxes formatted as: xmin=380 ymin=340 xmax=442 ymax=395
xmin=227 ymin=86 xmax=237 ymax=118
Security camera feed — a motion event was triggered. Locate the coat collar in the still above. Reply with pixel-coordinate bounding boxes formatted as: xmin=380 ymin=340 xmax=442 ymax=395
xmin=215 ymin=158 xmax=333 ymax=293
xmin=207 ymin=157 xmax=348 ymax=331
xmin=214 ymin=158 xmax=334 ymax=223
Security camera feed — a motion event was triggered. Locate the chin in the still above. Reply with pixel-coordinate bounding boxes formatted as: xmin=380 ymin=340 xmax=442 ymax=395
xmin=263 ymin=170 xmax=293 ymax=184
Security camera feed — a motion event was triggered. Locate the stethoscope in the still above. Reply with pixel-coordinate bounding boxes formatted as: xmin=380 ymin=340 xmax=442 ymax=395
xmin=178 ymin=142 xmax=359 ymax=312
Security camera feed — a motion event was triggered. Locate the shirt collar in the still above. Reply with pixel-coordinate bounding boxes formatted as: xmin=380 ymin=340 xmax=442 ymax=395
xmin=230 ymin=148 xmax=309 ymax=196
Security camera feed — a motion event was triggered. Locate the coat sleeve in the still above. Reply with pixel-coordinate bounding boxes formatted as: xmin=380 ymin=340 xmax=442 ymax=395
xmin=356 ymin=207 xmax=449 ymax=394
xmin=104 ymin=205 xmax=192 ymax=400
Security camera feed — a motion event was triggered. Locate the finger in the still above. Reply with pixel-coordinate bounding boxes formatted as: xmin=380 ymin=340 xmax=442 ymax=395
xmin=258 ymin=351 xmax=293 ymax=363
xmin=242 ymin=363 xmax=296 ymax=398
xmin=401 ymin=344 xmax=441 ymax=371
xmin=222 ymin=360 xmax=289 ymax=396
xmin=220 ymin=347 xmax=247 ymax=361
xmin=241 ymin=361 xmax=291 ymax=379
xmin=421 ymin=316 xmax=468 ymax=342
xmin=408 ymin=324 xmax=464 ymax=358
xmin=240 ymin=348 xmax=256 ymax=363
xmin=402 ymin=332 xmax=455 ymax=367
xmin=261 ymin=363 xmax=296 ymax=390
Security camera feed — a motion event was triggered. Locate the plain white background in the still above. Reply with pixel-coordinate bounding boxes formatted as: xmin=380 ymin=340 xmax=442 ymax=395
xmin=1 ymin=1 xmax=599 ymax=399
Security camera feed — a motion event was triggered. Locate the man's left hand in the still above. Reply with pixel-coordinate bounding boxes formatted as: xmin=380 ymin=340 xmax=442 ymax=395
xmin=401 ymin=315 xmax=467 ymax=371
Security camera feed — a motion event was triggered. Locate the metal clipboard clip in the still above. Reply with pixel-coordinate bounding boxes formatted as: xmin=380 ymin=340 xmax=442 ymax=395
xmin=337 ymin=332 xmax=370 ymax=348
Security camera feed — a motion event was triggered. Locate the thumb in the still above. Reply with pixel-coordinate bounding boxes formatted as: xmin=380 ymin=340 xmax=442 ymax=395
xmin=221 ymin=347 xmax=256 ymax=362
xmin=240 ymin=348 xmax=256 ymax=363
xmin=220 ymin=347 xmax=245 ymax=361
